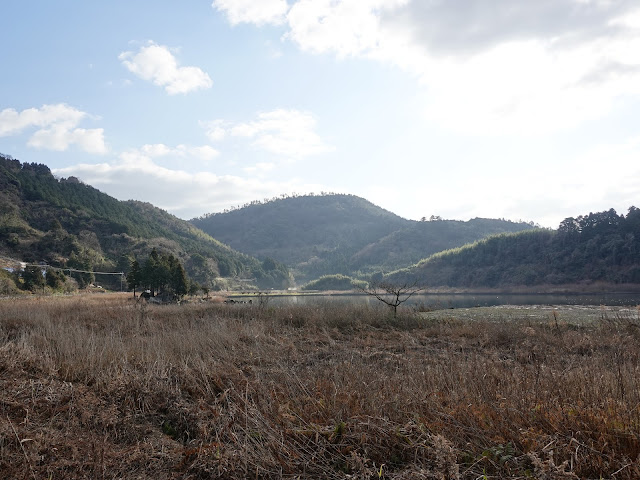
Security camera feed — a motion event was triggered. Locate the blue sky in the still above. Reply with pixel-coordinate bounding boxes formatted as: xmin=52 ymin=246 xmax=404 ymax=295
xmin=2 ymin=1 xmax=640 ymax=227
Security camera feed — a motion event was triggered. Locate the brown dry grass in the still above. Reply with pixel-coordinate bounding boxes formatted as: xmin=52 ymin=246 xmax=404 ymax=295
xmin=1 ymin=294 xmax=640 ymax=479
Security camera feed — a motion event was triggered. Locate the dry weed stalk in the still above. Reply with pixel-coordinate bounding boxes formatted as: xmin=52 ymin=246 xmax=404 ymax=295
xmin=0 ymin=295 xmax=639 ymax=478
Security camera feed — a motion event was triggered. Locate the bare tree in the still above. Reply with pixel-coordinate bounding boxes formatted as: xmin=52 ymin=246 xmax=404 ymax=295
xmin=359 ymin=279 xmax=423 ymax=318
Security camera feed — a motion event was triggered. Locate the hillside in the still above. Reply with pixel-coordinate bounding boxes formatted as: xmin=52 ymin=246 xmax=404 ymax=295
xmin=388 ymin=207 xmax=640 ymax=290
xmin=191 ymin=194 xmax=410 ymax=281
xmin=0 ymin=154 xmax=290 ymax=290
xmin=350 ymin=217 xmax=536 ymax=272
xmin=191 ymin=194 xmax=535 ymax=283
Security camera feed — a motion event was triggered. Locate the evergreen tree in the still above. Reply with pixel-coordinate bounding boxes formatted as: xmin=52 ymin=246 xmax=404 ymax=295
xmin=67 ymin=250 xmax=95 ymax=288
xmin=142 ymin=248 xmax=161 ymax=295
xmin=136 ymin=249 xmax=190 ymax=299
xmin=168 ymin=255 xmax=188 ymax=298
xmin=127 ymin=259 xmax=142 ymax=297
xmin=45 ymin=269 xmax=65 ymax=290
xmin=22 ymin=266 xmax=45 ymax=292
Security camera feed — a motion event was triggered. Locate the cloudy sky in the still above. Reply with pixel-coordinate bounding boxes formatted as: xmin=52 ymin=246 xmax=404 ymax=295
xmin=2 ymin=1 xmax=640 ymax=227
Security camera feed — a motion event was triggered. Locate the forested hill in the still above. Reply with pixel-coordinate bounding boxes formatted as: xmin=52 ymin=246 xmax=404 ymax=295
xmin=192 ymin=194 xmax=409 ymax=264
xmin=349 ymin=217 xmax=536 ymax=272
xmin=191 ymin=194 xmax=535 ymax=282
xmin=388 ymin=207 xmax=640 ymax=290
xmin=0 ymin=154 xmax=290 ymax=290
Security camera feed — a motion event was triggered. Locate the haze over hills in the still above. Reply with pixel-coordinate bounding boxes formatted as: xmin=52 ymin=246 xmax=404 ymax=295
xmin=191 ymin=194 xmax=536 ymax=283
xmin=0 ymin=154 xmax=291 ymax=291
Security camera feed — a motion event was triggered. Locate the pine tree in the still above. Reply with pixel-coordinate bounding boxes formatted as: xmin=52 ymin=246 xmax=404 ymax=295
xmin=127 ymin=259 xmax=142 ymax=297
xmin=142 ymin=248 xmax=161 ymax=296
xmin=22 ymin=266 xmax=45 ymax=292
xmin=169 ymin=255 xmax=188 ymax=298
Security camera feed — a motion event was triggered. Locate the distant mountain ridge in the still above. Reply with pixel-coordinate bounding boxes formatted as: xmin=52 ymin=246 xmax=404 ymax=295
xmin=191 ymin=194 xmax=536 ymax=283
xmin=0 ymin=154 xmax=290 ymax=290
xmin=387 ymin=207 xmax=640 ymax=290
xmin=348 ymin=217 xmax=537 ymax=272
xmin=193 ymin=194 xmax=408 ymax=260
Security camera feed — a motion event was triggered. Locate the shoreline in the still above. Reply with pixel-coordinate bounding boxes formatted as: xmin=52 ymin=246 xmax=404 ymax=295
xmin=226 ymin=283 xmax=640 ymax=298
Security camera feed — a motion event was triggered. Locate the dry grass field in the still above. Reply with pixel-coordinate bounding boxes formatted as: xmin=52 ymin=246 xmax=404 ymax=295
xmin=1 ymin=294 xmax=640 ymax=479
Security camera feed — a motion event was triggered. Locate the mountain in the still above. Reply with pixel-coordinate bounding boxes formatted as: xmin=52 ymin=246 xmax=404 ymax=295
xmin=191 ymin=194 xmax=409 ymax=282
xmin=388 ymin=207 xmax=640 ymax=290
xmin=0 ymin=154 xmax=290 ymax=290
xmin=349 ymin=217 xmax=536 ymax=272
xmin=191 ymin=194 xmax=535 ymax=283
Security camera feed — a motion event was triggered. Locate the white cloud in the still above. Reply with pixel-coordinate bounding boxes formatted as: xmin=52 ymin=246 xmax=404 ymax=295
xmin=286 ymin=0 xmax=407 ymax=57
xmin=0 ymin=104 xmax=107 ymax=154
xmin=0 ymin=104 xmax=84 ymax=136
xmin=119 ymin=42 xmax=213 ymax=95
xmin=386 ymin=135 xmax=640 ymax=228
xmin=186 ymin=145 xmax=220 ymax=161
xmin=140 ymin=143 xmax=173 ymax=157
xmin=201 ymin=120 xmax=227 ymax=142
xmin=212 ymin=0 xmax=289 ymax=26
xmin=381 ymin=0 xmax=638 ymax=56
xmin=243 ymin=162 xmax=276 ymax=174
xmin=134 ymin=143 xmax=219 ymax=162
xmin=218 ymin=0 xmax=640 ymax=135
xmin=28 ymin=126 xmax=107 ymax=154
xmin=52 ymin=157 xmax=323 ymax=219
xmin=205 ymin=109 xmax=332 ymax=158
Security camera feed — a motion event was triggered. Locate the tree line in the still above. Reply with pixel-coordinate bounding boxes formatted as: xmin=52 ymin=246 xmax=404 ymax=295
xmin=126 ymin=248 xmax=189 ymax=299
xmin=390 ymin=206 xmax=640 ymax=288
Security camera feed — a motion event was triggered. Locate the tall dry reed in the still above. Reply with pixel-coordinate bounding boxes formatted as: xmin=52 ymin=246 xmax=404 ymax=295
xmin=1 ymin=294 xmax=639 ymax=478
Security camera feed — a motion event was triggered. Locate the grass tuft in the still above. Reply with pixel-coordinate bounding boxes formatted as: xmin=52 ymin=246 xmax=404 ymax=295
xmin=0 ymin=295 xmax=639 ymax=478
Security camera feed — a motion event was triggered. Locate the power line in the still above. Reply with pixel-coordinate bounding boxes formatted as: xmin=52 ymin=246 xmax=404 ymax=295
xmin=54 ymin=267 xmax=125 ymax=276
xmin=0 ymin=254 xmax=124 ymax=276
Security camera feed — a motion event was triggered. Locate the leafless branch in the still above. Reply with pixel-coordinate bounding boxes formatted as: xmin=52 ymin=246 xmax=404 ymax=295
xmin=358 ymin=278 xmax=423 ymax=317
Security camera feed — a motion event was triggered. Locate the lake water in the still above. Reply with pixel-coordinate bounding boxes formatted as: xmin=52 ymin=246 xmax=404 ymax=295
xmin=243 ymin=292 xmax=640 ymax=309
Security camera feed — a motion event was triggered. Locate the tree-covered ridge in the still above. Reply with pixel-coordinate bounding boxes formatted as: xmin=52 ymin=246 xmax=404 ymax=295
xmin=389 ymin=207 xmax=640 ymax=289
xmin=0 ymin=154 xmax=291 ymax=290
xmin=192 ymin=193 xmax=410 ymax=263
xmin=349 ymin=217 xmax=536 ymax=272
xmin=191 ymin=194 xmax=535 ymax=282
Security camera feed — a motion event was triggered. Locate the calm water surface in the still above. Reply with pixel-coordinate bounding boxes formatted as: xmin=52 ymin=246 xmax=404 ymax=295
xmin=247 ymin=293 xmax=640 ymax=309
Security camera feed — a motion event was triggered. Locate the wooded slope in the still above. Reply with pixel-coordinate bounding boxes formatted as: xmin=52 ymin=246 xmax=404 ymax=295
xmin=192 ymin=194 xmax=534 ymax=282
xmin=389 ymin=207 xmax=640 ymax=289
xmin=0 ymin=154 xmax=290 ymax=290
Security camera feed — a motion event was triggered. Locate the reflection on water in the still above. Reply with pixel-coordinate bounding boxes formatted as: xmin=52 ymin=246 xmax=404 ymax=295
xmin=246 ymin=293 xmax=640 ymax=309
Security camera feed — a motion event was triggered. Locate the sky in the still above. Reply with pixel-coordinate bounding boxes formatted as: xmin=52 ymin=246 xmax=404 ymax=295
xmin=1 ymin=1 xmax=640 ymax=228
